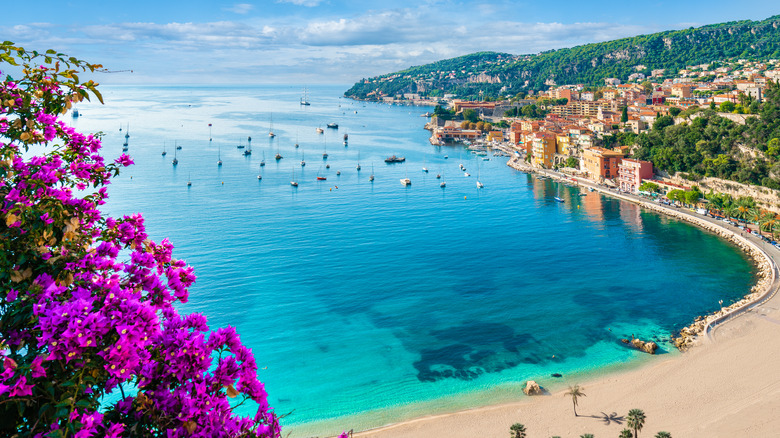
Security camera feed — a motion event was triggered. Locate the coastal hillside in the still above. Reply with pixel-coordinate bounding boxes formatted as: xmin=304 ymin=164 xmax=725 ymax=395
xmin=345 ymin=15 xmax=780 ymax=100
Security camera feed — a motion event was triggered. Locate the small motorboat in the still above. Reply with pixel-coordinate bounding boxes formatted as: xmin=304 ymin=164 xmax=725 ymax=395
xmin=400 ymin=178 xmax=411 ymax=186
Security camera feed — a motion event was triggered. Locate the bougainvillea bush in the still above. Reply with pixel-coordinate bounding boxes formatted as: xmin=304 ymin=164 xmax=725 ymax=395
xmin=0 ymin=42 xmax=281 ymax=437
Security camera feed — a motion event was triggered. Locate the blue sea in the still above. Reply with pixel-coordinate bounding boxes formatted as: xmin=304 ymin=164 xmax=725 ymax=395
xmin=75 ymin=85 xmax=756 ymax=437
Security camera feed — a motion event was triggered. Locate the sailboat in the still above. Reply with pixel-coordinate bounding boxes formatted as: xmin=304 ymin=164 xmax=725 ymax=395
xmin=257 ymin=163 xmax=262 ymax=180
xmin=317 ymin=166 xmax=327 ymax=181
xmin=275 ymin=143 xmax=282 ymax=160
xmin=268 ymin=115 xmax=276 ymax=138
xmin=125 ymin=123 xmax=130 ymax=140
xmin=300 ymin=87 xmax=311 ymax=106
xmin=244 ymin=136 xmax=252 ymax=156
xmin=400 ymin=164 xmax=411 ymax=186
xmin=290 ymin=167 xmax=298 ymax=186
xmin=187 ymin=173 xmax=192 ymax=187
xmin=369 ymin=163 xmax=375 ymax=182
xmin=162 ymin=142 xmax=167 ymax=156
xmin=301 ymin=150 xmax=306 ymax=167
xmin=260 ymin=152 xmax=266 ymax=167
xmin=218 ymin=142 xmax=222 ymax=166
xmin=356 ymin=152 xmax=361 ymax=171
xmin=322 ymin=140 xmax=328 ymax=160
xmin=172 ymin=143 xmax=178 ymax=166
xmin=295 ymin=134 xmax=299 ymax=148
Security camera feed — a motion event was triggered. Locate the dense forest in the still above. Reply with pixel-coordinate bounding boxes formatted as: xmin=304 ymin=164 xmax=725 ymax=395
xmin=345 ymin=15 xmax=780 ymax=101
xmin=630 ymin=81 xmax=780 ymax=189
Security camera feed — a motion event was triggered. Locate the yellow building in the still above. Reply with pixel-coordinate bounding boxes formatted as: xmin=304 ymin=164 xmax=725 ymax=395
xmin=487 ymin=130 xmax=504 ymax=142
xmin=555 ymin=133 xmax=570 ymax=155
xmin=531 ymin=133 xmax=556 ymax=168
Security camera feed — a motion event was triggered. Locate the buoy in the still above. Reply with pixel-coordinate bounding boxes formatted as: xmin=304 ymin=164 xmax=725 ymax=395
xmin=464 ymin=196 xmax=467 ymax=199
xmin=221 ymin=181 xmax=224 ymax=185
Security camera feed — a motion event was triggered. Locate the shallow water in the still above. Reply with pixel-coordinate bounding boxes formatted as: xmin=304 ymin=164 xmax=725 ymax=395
xmin=75 ymin=85 xmax=756 ymax=436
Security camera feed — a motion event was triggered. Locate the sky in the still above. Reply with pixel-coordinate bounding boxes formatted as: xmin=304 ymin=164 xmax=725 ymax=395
xmin=1 ymin=1 xmax=778 ymax=85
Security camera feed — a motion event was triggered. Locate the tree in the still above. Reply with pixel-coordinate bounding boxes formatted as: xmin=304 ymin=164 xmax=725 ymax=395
xmin=719 ymin=101 xmax=736 ymax=112
xmin=620 ymin=430 xmax=634 ymax=438
xmin=510 ymin=423 xmax=527 ymax=438
xmin=0 ymin=42 xmax=280 ymax=436
xmin=566 ymin=157 xmax=580 ymax=168
xmin=639 ymin=182 xmax=660 ymax=193
xmin=668 ymin=107 xmax=681 ymax=117
xmin=653 ymin=115 xmax=674 ymax=131
xmin=565 ymin=385 xmax=586 ymax=416
xmin=627 ymin=409 xmax=646 ymax=438
xmin=621 ymin=106 xmax=629 ymax=123
xmin=655 ymin=432 xmax=672 ymax=438
xmin=463 ymin=108 xmax=479 ymax=123
xmin=684 ymin=189 xmax=701 ymax=206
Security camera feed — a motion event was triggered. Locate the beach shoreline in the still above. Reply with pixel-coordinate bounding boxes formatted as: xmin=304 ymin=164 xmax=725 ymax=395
xmin=346 ymin=158 xmax=780 ymax=438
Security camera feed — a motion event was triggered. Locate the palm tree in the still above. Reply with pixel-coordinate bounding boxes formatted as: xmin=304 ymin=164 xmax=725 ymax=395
xmin=565 ymin=385 xmax=586 ymax=416
xmin=773 ymin=220 xmax=780 ymax=241
xmin=759 ymin=211 xmax=777 ymax=237
xmin=620 ymin=430 xmax=634 ymax=438
xmin=722 ymin=204 xmax=738 ymax=223
xmin=627 ymin=409 xmax=646 ymax=438
xmin=747 ymin=207 xmax=763 ymax=227
xmin=509 ymin=423 xmax=527 ymax=438
xmin=655 ymin=432 xmax=672 ymax=438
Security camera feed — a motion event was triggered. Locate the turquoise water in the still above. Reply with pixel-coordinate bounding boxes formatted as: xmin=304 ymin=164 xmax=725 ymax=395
xmin=76 ymin=85 xmax=756 ymax=436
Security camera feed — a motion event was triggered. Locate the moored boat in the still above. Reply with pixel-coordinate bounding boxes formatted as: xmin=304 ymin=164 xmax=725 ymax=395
xmin=384 ymin=155 xmax=406 ymax=163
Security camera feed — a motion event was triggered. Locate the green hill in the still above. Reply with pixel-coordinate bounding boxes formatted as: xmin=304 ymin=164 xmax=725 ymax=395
xmin=345 ymin=15 xmax=780 ymax=101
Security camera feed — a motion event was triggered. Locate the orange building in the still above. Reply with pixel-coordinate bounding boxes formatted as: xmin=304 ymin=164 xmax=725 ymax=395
xmin=582 ymin=147 xmax=624 ymax=181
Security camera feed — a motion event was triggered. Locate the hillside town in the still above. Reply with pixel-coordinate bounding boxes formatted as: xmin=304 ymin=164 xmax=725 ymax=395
xmin=410 ymin=59 xmax=780 ymax=201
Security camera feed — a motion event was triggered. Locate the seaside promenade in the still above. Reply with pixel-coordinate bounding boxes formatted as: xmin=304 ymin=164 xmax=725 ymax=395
xmin=354 ymin=159 xmax=780 ymax=438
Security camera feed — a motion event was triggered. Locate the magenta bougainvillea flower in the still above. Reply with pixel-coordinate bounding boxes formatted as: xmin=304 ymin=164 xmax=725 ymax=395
xmin=0 ymin=43 xmax=282 ymax=437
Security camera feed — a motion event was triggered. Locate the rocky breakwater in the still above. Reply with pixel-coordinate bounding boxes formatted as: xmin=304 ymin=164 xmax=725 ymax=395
xmin=639 ymin=204 xmax=776 ymax=351
xmin=507 ymin=157 xmax=533 ymax=173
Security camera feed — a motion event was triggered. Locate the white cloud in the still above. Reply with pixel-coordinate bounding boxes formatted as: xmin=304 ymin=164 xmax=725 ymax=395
xmin=225 ymin=3 xmax=254 ymax=14
xmin=0 ymin=11 xmax=661 ymax=85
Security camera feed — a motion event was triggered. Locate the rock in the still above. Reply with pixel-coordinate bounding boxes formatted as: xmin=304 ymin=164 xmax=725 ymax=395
xmin=620 ymin=338 xmax=630 ymax=344
xmin=630 ymin=338 xmax=658 ymax=354
xmin=551 ymin=373 xmax=562 ymax=378
xmin=523 ymin=380 xmax=542 ymax=396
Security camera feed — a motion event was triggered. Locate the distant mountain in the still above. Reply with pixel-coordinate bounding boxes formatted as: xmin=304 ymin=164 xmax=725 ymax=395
xmin=345 ymin=15 xmax=780 ymax=101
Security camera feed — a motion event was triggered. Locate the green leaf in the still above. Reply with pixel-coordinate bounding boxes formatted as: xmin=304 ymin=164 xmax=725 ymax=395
xmin=91 ymin=88 xmax=104 ymax=104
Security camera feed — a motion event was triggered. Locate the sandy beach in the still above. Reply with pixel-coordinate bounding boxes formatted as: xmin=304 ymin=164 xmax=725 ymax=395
xmin=354 ymin=163 xmax=780 ymax=438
